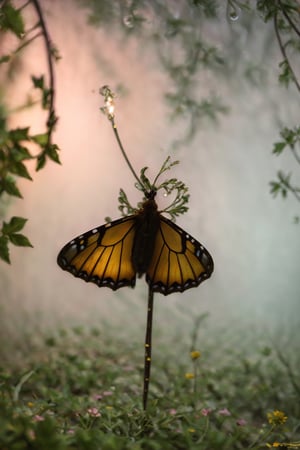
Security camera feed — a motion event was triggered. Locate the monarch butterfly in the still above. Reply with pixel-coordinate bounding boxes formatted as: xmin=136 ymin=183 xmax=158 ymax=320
xmin=57 ymin=190 xmax=214 ymax=295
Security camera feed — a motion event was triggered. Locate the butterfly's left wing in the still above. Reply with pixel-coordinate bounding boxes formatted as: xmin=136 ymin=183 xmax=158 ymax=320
xmin=146 ymin=215 xmax=214 ymax=295
xmin=57 ymin=216 xmax=137 ymax=290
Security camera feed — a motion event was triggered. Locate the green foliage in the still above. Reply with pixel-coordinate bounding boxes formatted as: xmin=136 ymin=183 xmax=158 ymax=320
xmin=86 ymin=0 xmax=300 ymax=218
xmin=0 ymin=0 xmax=60 ymax=264
xmin=0 ymin=325 xmax=299 ymax=449
xmin=270 ymin=127 xmax=300 ymax=215
xmin=117 ymin=157 xmax=189 ymax=221
xmin=0 ymin=0 xmax=25 ymax=38
xmin=0 ymin=217 xmax=33 ymax=263
xmin=79 ymin=0 xmax=229 ymax=147
xmin=118 ymin=188 xmax=138 ymax=216
xmin=278 ymin=59 xmax=294 ymax=88
xmin=273 ymin=127 xmax=300 ymax=153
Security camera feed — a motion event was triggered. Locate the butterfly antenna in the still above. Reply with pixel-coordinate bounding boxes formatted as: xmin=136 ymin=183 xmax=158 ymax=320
xmin=143 ymin=288 xmax=154 ymax=410
xmin=100 ymin=86 xmax=145 ymax=192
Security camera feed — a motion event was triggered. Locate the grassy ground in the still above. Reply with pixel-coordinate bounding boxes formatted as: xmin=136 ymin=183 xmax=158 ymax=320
xmin=0 ymin=321 xmax=299 ymax=450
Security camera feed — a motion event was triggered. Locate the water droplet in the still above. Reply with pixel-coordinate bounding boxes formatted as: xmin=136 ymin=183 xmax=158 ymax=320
xmin=123 ymin=14 xmax=134 ymax=28
xmin=226 ymin=3 xmax=240 ymax=22
xmin=230 ymin=11 xmax=239 ymax=21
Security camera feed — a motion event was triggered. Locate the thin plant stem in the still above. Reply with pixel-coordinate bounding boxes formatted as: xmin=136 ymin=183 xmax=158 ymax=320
xmin=110 ymin=117 xmax=145 ymax=191
xmin=279 ymin=173 xmax=300 ymax=202
xmin=143 ymin=288 xmax=154 ymax=410
xmin=291 ymin=146 xmax=300 ymax=166
xmin=17 ymin=0 xmax=31 ymax=11
xmin=13 ymin=32 xmax=42 ymax=55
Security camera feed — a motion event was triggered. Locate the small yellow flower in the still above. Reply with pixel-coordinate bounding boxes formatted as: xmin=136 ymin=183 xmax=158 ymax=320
xmin=266 ymin=443 xmax=300 ymax=448
xmin=190 ymin=351 xmax=201 ymax=360
xmin=188 ymin=428 xmax=196 ymax=433
xmin=267 ymin=410 xmax=288 ymax=425
xmin=27 ymin=402 xmax=34 ymax=408
xmin=185 ymin=372 xmax=195 ymax=379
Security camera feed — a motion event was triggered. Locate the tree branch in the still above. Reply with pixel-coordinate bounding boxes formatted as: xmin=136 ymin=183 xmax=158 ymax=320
xmin=278 ymin=0 xmax=300 ymax=38
xmin=274 ymin=7 xmax=300 ymax=93
xmin=30 ymin=0 xmax=57 ymax=143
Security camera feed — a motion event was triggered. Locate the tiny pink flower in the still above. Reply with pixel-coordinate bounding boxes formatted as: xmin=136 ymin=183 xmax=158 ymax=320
xmin=123 ymin=365 xmax=134 ymax=372
xmin=236 ymin=418 xmax=247 ymax=426
xmin=87 ymin=407 xmax=101 ymax=418
xmin=27 ymin=429 xmax=36 ymax=440
xmin=201 ymin=408 xmax=212 ymax=416
xmin=93 ymin=394 xmax=103 ymax=401
xmin=33 ymin=415 xmax=44 ymax=422
xmin=169 ymin=408 xmax=177 ymax=415
xmin=67 ymin=429 xmax=75 ymax=435
xmin=218 ymin=408 xmax=231 ymax=416
xmin=103 ymin=391 xmax=113 ymax=397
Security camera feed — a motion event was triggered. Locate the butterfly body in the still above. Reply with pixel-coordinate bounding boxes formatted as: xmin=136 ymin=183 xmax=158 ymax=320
xmin=132 ymin=194 xmax=160 ymax=277
xmin=57 ymin=191 xmax=213 ymax=295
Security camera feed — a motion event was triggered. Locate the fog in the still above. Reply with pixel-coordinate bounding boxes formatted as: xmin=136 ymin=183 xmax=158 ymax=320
xmin=1 ymin=0 xmax=299 ymax=358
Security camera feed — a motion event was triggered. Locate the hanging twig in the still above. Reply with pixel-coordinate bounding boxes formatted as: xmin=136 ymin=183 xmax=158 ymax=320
xmin=30 ymin=0 xmax=57 ymax=141
xmin=291 ymin=146 xmax=300 ymax=166
xmin=278 ymin=0 xmax=300 ymax=38
xmin=274 ymin=8 xmax=300 ymax=93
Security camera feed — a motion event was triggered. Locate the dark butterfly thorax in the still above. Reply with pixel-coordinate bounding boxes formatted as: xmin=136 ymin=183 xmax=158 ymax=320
xmin=132 ymin=192 xmax=160 ymax=277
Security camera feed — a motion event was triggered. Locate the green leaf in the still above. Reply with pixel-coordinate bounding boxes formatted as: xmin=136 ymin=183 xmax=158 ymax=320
xmin=0 ymin=235 xmax=10 ymax=264
xmin=42 ymin=88 xmax=52 ymax=109
xmin=2 ymin=216 xmax=27 ymax=234
xmin=13 ymin=370 xmax=35 ymax=402
xmin=11 ymin=145 xmax=32 ymax=161
xmin=118 ymin=188 xmax=137 ymax=216
xmin=272 ymin=142 xmax=286 ymax=155
xmin=9 ymin=233 xmax=33 ymax=248
xmin=1 ymin=178 xmax=22 ymax=198
xmin=0 ymin=2 xmax=25 ymax=38
xmin=9 ymin=161 xmax=32 ymax=180
xmin=47 ymin=110 xmax=58 ymax=129
xmin=0 ymin=55 xmax=10 ymax=64
xmin=46 ymin=144 xmax=61 ymax=164
xmin=31 ymin=133 xmax=48 ymax=145
xmin=9 ymin=127 xmax=30 ymax=142
xmin=278 ymin=60 xmax=293 ymax=88
xmin=280 ymin=126 xmax=300 ymax=147
xmin=36 ymin=153 xmax=46 ymax=171
xmin=31 ymin=75 xmax=44 ymax=90
xmin=270 ymin=181 xmax=281 ymax=197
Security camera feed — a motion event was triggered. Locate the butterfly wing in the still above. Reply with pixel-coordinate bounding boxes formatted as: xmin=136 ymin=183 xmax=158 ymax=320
xmin=146 ymin=215 xmax=214 ymax=295
xmin=57 ymin=216 xmax=137 ymax=290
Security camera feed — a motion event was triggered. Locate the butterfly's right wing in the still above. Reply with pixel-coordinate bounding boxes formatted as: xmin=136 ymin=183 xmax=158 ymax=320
xmin=57 ymin=216 xmax=137 ymax=290
xmin=146 ymin=215 xmax=214 ymax=295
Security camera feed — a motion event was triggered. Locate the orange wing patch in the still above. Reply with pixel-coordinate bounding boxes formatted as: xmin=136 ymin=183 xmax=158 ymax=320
xmin=146 ymin=216 xmax=214 ymax=295
xmin=57 ymin=216 xmax=137 ymax=290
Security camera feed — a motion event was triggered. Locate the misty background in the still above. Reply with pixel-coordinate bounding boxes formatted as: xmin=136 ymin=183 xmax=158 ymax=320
xmin=1 ymin=0 xmax=299 ymax=362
